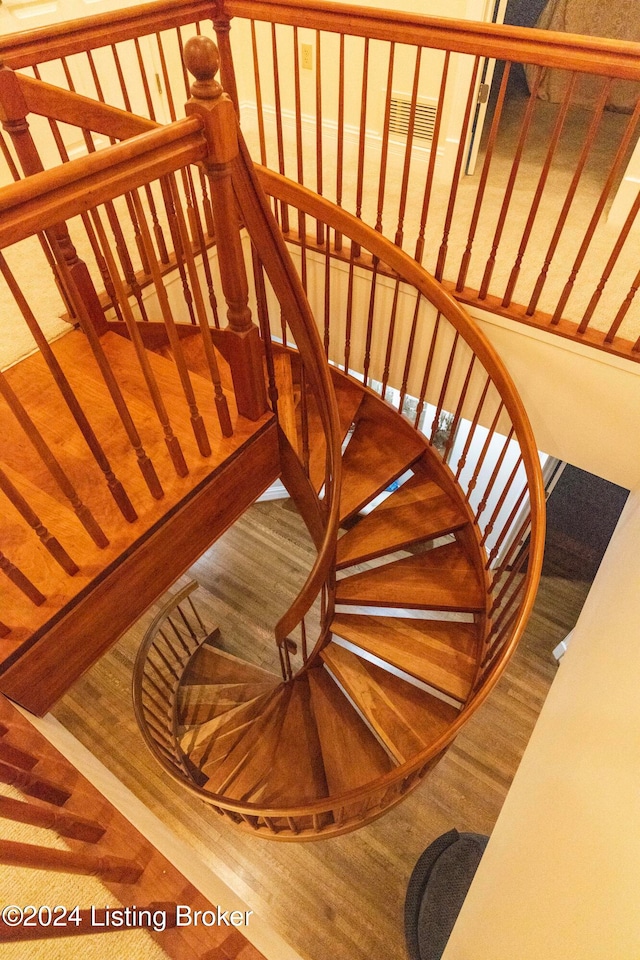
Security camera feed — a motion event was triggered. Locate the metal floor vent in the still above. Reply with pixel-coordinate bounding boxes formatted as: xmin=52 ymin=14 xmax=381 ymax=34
xmin=388 ymin=96 xmax=437 ymax=142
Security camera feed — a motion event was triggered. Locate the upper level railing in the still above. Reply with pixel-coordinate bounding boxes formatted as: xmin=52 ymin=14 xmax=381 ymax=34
xmin=1 ymin=0 xmax=639 ymax=362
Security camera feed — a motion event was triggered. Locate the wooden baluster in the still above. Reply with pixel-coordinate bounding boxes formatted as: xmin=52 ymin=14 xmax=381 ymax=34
xmin=454 ymin=375 xmax=491 ymax=481
xmin=130 ymin=190 xmax=215 ymax=456
xmin=479 ymin=450 xmax=522 ymax=541
xmin=431 ymin=331 xmax=460 ymax=441
xmin=184 ymin=36 xmax=268 ymax=422
xmin=157 ymin=173 xmax=198 ymax=327
xmin=0 ymin=466 xmax=78 ymax=576
xmin=165 ymin=174 xmax=233 ymax=437
xmin=51 ymin=247 xmax=164 ymax=500
xmin=578 ymin=188 xmax=640 ymax=333
xmin=300 ymin=366 xmax=311 ymax=476
xmin=187 ymin=186 xmax=221 ymax=327
xmin=213 ymin=11 xmax=239 ymax=114
xmin=415 ymin=50 xmax=450 ymax=264
xmin=315 ymin=29 xmax=324 ymax=245
xmin=90 ymin=205 xmax=194 ymax=471
xmin=344 ymin=255 xmax=356 ymax=375
xmin=0 ymin=65 xmax=108 ymax=336
xmin=0 ymin=127 xmax=77 ymax=322
xmin=363 ymin=263 xmax=380 ymax=386
xmin=323 ymin=227 xmax=331 ymax=356
xmin=252 ymin=245 xmax=279 ymax=413
xmin=456 ymin=62 xmax=511 ymax=293
xmin=335 ymin=34 xmax=345 ymax=251
xmin=0 ymin=251 xmax=137 ymax=523
xmin=479 ymin=66 xmax=542 ymax=299
xmin=59 ymin=55 xmax=150 ymax=322
xmin=414 ymin=312 xmax=441 ymax=429
xmin=131 ymin=41 xmax=172 ymax=262
xmin=0 ymin=550 xmax=45 ymax=606
xmin=465 ymin=399 xmax=504 ymax=499
xmin=0 ymin=760 xmax=70 ymax=806
xmin=488 ymin=513 xmax=531 ymax=587
xmin=395 ymin=46 xmax=422 ymax=248
xmin=352 ymin=37 xmax=370 ymax=259
xmin=399 ymin=294 xmax=422 ymax=412
xmin=474 ymin=426 xmax=516 ymax=523
xmin=271 ymin=23 xmax=289 ymax=233
xmin=175 ymin=28 xmax=219 ymax=248
xmin=502 ymin=72 xmax=576 ymax=308
xmin=436 ymin=56 xmax=480 ymax=281
xmin=31 ymin=63 xmax=124 ymax=324
xmin=250 ymin=20 xmax=268 ymax=166
xmin=0 ymin=370 xmax=109 ymax=546
xmin=0 ymin=839 xmax=143 ymax=883
xmin=443 ymin=354 xmax=476 ymax=463
xmin=606 ymin=264 xmax=640 ymax=344
xmin=0 ymin=739 xmax=37 ymax=771
xmin=381 ymin=280 xmax=401 ymax=397
xmin=293 ymin=26 xmax=305 ymax=246
xmin=552 ymin=95 xmax=640 ymax=325
xmin=527 ymin=78 xmax=611 ymax=316
xmin=375 ymin=42 xmax=395 ymax=236
xmin=486 ymin=481 xmax=528 ymax=568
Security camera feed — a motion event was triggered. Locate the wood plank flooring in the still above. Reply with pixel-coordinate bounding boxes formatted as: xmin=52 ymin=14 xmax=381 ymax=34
xmin=51 ymin=499 xmax=590 ymax=960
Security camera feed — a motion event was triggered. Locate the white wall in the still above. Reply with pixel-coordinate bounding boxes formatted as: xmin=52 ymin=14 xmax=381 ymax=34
xmin=442 ymin=485 xmax=640 ymax=960
xmin=468 ymin=305 xmax=640 ymax=490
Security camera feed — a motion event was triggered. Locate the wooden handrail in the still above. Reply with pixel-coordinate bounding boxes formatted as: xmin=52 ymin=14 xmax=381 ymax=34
xmin=0 ymin=0 xmax=213 ymax=68
xmin=231 ymin=135 xmax=342 ymax=645
xmin=0 ymin=0 xmax=638 ymax=82
xmin=0 ymin=117 xmax=206 ymax=249
xmin=222 ymin=0 xmax=640 ymax=80
xmin=17 ymin=73 xmax=156 ymax=141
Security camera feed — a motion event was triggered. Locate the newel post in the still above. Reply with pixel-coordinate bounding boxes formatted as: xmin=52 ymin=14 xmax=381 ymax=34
xmin=184 ymin=37 xmax=268 ymax=421
xmin=0 ymin=63 xmax=108 ymax=336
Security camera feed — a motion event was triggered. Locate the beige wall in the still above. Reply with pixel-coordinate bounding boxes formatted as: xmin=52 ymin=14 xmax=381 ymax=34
xmin=469 ymin=306 xmax=640 ymax=490
xmin=443 ymin=485 xmax=640 ymax=960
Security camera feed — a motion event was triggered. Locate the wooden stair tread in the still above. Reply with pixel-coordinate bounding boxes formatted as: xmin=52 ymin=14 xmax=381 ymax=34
xmin=308 ymin=666 xmax=394 ymax=795
xmin=252 ymin=676 xmax=328 ymax=806
xmin=306 ymin=370 xmax=364 ymax=491
xmin=330 ymin=614 xmax=478 ymax=702
xmin=179 ymin=687 xmax=275 ymax=764
xmin=178 ymin=679 xmax=276 ymax=728
xmin=336 ymin=463 xmax=468 ymax=568
xmin=321 ymin=642 xmax=459 ymax=763
xmin=339 ymin=393 xmax=425 ymax=523
xmin=181 ymin=646 xmax=281 ymax=687
xmin=0 ymin=330 xmax=272 ymax=652
xmin=200 ymin=686 xmax=291 ymax=797
xmin=336 ymin=541 xmax=485 ymax=611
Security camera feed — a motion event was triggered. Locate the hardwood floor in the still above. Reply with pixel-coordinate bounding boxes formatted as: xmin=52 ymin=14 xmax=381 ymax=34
xmin=51 ymin=499 xmax=590 ymax=960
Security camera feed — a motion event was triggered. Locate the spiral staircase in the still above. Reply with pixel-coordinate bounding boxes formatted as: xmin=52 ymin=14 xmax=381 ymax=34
xmin=0 ymin=35 xmax=545 ymax=841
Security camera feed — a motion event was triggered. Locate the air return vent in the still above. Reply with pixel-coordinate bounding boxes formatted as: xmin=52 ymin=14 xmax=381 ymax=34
xmin=388 ymin=96 xmax=437 ymax=142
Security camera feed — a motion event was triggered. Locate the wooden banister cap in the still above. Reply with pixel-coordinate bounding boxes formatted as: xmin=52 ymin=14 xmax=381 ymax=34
xmin=184 ymin=36 xmax=222 ymax=101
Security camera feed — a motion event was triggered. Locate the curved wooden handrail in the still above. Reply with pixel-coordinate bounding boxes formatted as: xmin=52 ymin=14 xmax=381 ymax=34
xmin=231 ymin=134 xmax=343 ymax=646
xmin=256 ymin=166 xmax=546 ymax=681
xmin=132 ymin=170 xmax=545 ymax=831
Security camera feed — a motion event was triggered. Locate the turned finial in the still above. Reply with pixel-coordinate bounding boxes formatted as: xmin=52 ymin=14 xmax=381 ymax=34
xmin=184 ymin=36 xmax=222 ymax=100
